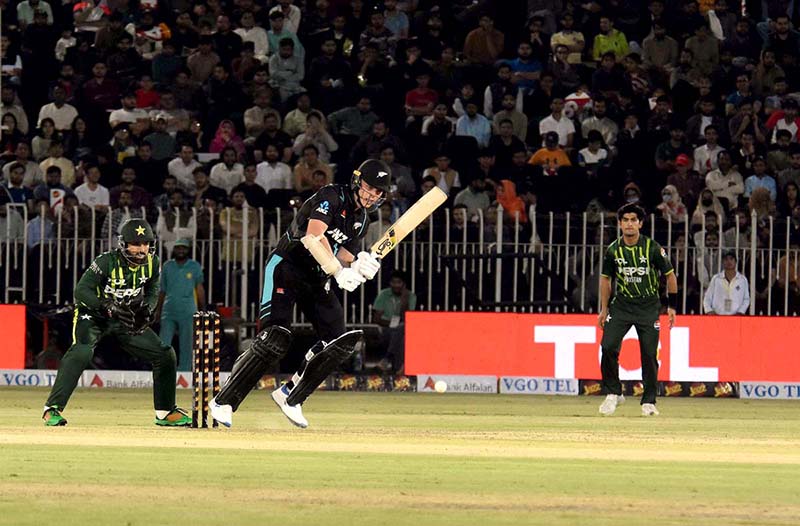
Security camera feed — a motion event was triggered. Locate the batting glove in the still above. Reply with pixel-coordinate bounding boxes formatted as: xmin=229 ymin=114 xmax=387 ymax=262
xmin=350 ymin=251 xmax=381 ymax=280
xmin=334 ymin=267 xmax=366 ymax=292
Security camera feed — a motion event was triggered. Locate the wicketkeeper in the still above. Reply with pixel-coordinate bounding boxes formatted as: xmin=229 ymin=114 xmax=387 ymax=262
xmin=42 ymin=219 xmax=191 ymax=427
xmin=210 ymin=159 xmax=391 ymax=429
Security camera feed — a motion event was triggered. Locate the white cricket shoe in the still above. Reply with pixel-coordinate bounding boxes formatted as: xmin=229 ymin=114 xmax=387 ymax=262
xmin=599 ymin=394 xmax=625 ymax=416
xmin=271 ymin=385 xmax=308 ymax=429
xmin=209 ymin=397 xmax=232 ymax=428
xmin=641 ymin=403 xmax=660 ymax=416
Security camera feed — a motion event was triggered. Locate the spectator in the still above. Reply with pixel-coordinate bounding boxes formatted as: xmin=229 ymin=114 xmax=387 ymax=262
xmin=521 ymin=15 xmax=551 ymax=64
xmin=372 ymin=270 xmax=416 ymax=372
xmin=642 ymin=20 xmax=678 ymax=74
xmin=150 ymin=91 xmax=191 ymax=135
xmin=581 ymin=96 xmax=619 ymax=149
xmin=152 ymin=176 xmax=179 ymax=212
xmin=232 ymin=42 xmax=260 ymax=84
xmin=382 ymin=0 xmax=408 ymax=39
xmin=703 ymin=250 xmax=750 ymax=314
xmin=454 ymin=174 xmax=490 ymax=221
xmin=551 ymin=44 xmax=581 ymax=93
xmin=168 ymin=144 xmax=202 ymax=194
xmin=685 ymin=21 xmax=719 ymax=76
xmin=768 ymin=130 xmax=793 ymax=174
xmin=2 ymin=142 xmax=43 ymax=188
xmin=328 ymin=96 xmax=378 ymax=140
xmin=495 ymin=179 xmax=528 ymax=223
xmin=364 ymin=202 xmax=393 ymax=248
xmin=80 ymin=61 xmax=120 ymax=114
xmin=551 ymin=12 xmax=584 ymax=65
xmin=1 ymin=113 xmax=24 ymax=157
xmin=686 ymin=96 xmax=726 ymax=146
xmin=577 ymin=130 xmax=609 ymax=179
xmin=307 ymin=37 xmax=354 ymax=112
xmin=233 ymin=162 xmax=269 ymax=209
xmin=705 ymin=150 xmax=744 ymax=209
xmin=268 ymin=10 xmax=304 ymax=59
xmin=765 ymin=98 xmax=800 ymax=143
xmin=31 ymin=118 xmax=57 ymax=162
xmin=489 ymin=119 xmax=526 ymax=173
xmin=143 ymin=116 xmax=177 ymax=162
xmin=235 ymin=11 xmax=269 ymax=63
xmin=379 ymin=145 xmax=415 ymax=215
xmin=293 ymin=144 xmax=332 ymax=192
xmin=151 ymin=42 xmax=183 ymax=86
xmin=109 ymin=92 xmax=150 ymax=129
xmin=37 ymin=86 xmax=78 ymax=133
xmin=268 ymin=38 xmax=305 ymax=102
xmin=33 ymin=165 xmax=74 ymax=211
xmin=463 ymin=14 xmax=504 ymax=66
xmin=0 ymin=193 xmax=25 ymax=240
xmin=452 ymin=82 xmax=479 ymax=118
xmin=778 ymin=148 xmax=800 ymax=189
xmin=292 ymin=111 xmax=338 ymax=164
xmin=421 ymin=102 xmax=456 ymax=154
xmin=209 ymin=120 xmax=246 ymax=158
xmin=219 ymin=189 xmax=258 ymax=265
xmin=0 ymin=86 xmax=29 ymax=135
xmin=351 ymin=119 xmax=404 ymax=164
xmin=693 ymin=125 xmax=725 ymax=176
xmin=209 ymin=147 xmax=244 ymax=196
xmin=73 ymin=163 xmax=109 ymax=213
xmin=269 ymin=0 xmax=302 ymax=35
xmin=101 ymin=189 xmax=147 ymax=238
xmin=26 ymin=200 xmax=54 ymax=249
xmin=243 ymin=89 xmax=277 ymax=142
xmin=777 ymin=181 xmax=799 ymax=217
xmin=192 ymin=166 xmax=228 ymax=209
xmin=187 ymin=36 xmax=220 ymax=84
xmin=282 ymin=92 xmax=314 ymax=139
xmin=592 ymin=15 xmax=629 ymax=63
xmin=404 ymin=69 xmax=438 ymax=124
xmin=749 ymin=186 xmax=777 ymax=220
xmin=492 ymin=93 xmax=527 ymax=142
xmin=668 ymin=153 xmax=705 ymax=211
xmin=483 ymin=63 xmax=520 ymax=119
xmin=254 ymin=111 xmax=294 ymax=163
xmin=744 ymin=157 xmax=777 ymax=202
xmin=39 ymin=140 xmax=75 ymax=187
xmin=422 ymin=153 xmax=461 ymax=196
xmin=728 ymin=98 xmax=767 ymax=144
xmin=109 ymin=167 xmax=151 ymax=209
xmin=529 ymin=131 xmax=572 ymax=176
xmin=212 ymin=14 xmax=243 ymax=65
xmin=63 ymin=116 xmax=95 ymax=164
xmin=508 ymin=41 xmax=542 ymax=92
xmin=156 ymin=189 xmax=197 ymax=252
xmin=3 ymin=162 xmax=35 ymax=215
xmin=692 ymin=188 xmax=726 ymax=228
xmin=256 ymin=144 xmax=293 ymax=194
xmin=752 ymin=48 xmax=784 ymax=98
xmin=538 ymin=97 xmax=575 ymax=150
xmin=656 ymin=184 xmax=688 ymax=223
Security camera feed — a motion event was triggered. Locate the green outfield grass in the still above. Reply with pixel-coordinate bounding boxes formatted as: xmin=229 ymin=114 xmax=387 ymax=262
xmin=1 ymin=388 xmax=799 ymax=526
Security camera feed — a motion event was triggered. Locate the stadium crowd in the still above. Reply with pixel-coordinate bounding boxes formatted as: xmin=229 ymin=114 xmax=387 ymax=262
xmin=2 ymin=0 xmax=800 ymax=316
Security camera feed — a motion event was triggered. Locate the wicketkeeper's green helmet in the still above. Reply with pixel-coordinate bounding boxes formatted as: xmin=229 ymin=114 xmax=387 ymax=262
xmin=118 ymin=218 xmax=156 ymax=265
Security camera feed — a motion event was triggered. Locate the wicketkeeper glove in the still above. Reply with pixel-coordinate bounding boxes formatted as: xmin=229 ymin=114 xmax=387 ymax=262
xmin=350 ymin=251 xmax=381 ymax=280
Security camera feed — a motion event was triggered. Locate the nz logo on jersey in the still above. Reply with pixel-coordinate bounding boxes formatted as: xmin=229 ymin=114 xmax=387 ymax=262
xmin=316 ymin=200 xmax=330 ymax=215
xmin=327 ymin=228 xmax=349 ymax=244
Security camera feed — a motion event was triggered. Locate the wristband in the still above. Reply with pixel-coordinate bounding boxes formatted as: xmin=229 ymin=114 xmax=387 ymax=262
xmin=667 ymin=293 xmax=677 ymax=310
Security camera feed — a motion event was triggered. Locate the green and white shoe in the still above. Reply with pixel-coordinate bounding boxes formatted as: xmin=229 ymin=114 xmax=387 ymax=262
xmin=154 ymin=407 xmax=192 ymax=427
xmin=43 ymin=406 xmax=67 ymax=426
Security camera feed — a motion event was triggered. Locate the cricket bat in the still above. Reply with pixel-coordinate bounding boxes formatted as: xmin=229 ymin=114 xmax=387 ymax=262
xmin=370 ymin=187 xmax=447 ymax=260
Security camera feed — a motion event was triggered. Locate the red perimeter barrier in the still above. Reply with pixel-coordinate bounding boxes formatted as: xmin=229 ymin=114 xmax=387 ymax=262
xmin=406 ymin=312 xmax=800 ymax=382
xmin=0 ymin=305 xmax=27 ymax=369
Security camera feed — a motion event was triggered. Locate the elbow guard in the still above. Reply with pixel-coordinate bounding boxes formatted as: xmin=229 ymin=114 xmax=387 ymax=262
xmin=301 ymin=234 xmax=343 ymax=276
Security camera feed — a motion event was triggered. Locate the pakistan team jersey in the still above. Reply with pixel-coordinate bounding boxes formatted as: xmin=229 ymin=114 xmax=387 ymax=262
xmin=75 ymin=250 xmax=161 ymax=315
xmin=601 ymin=235 xmax=674 ymax=301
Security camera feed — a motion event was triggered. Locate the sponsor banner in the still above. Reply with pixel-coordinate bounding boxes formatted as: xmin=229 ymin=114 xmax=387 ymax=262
xmin=0 ymin=369 xmax=60 ymax=387
xmin=740 ymin=382 xmax=800 ymax=400
xmin=417 ymin=374 xmax=497 ymax=394
xmin=82 ymin=370 xmax=154 ymax=389
xmin=499 ymin=376 xmax=579 ymax=395
xmin=0 ymin=305 xmax=26 ymax=369
xmin=578 ymin=380 xmax=738 ymax=398
xmin=406 ymin=312 xmax=800 ymax=382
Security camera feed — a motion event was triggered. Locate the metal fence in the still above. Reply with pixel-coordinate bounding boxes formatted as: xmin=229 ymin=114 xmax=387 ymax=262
xmin=3 ymin=203 xmax=799 ymax=323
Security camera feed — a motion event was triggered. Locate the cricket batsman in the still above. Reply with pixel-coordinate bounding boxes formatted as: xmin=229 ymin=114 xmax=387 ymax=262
xmin=598 ymin=203 xmax=678 ymax=417
xmin=42 ymin=219 xmax=192 ymax=427
xmin=210 ymin=159 xmax=390 ymax=428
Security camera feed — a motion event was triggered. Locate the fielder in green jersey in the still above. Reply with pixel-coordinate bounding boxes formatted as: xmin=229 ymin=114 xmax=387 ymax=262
xmin=597 ymin=203 xmax=678 ymax=417
xmin=42 ymin=219 xmax=191 ymax=427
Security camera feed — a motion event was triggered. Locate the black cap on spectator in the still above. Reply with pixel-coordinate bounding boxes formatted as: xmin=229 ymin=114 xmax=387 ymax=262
xmin=723 ymin=250 xmax=737 ymax=260
xmin=112 ymin=122 xmax=130 ymax=133
xmin=544 ymin=131 xmax=559 ymax=145
xmin=269 ymin=10 xmax=284 ymax=20
xmin=784 ymin=98 xmax=799 ymax=109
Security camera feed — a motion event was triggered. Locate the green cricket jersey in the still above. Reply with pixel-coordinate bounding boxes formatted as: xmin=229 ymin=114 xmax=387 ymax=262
xmin=75 ymin=250 xmax=161 ymax=315
xmin=601 ymin=235 xmax=674 ymax=301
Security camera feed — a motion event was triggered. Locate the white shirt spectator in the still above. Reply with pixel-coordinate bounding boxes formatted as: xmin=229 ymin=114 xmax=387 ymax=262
xmin=167 ymin=158 xmax=202 ymax=193
xmin=693 ymin=144 xmax=725 ymax=176
xmin=37 ymin=102 xmax=79 ymax=132
xmin=109 ymin=107 xmax=149 ymax=126
xmin=209 ymin=162 xmax=245 ymax=195
xmin=234 ymin=26 xmax=269 ymax=61
xmin=269 ymin=4 xmax=302 ymax=34
xmin=74 ymin=182 xmax=110 ymax=208
xmin=539 ymin=114 xmax=575 ymax=147
xmin=256 ymin=160 xmax=293 ymax=193
xmin=703 ymin=270 xmax=750 ymax=314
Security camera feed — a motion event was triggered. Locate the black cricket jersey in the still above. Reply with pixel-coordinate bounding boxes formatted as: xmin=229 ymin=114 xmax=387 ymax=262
xmin=601 ymin=235 xmax=674 ymax=302
xmin=274 ymin=184 xmax=370 ymax=278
